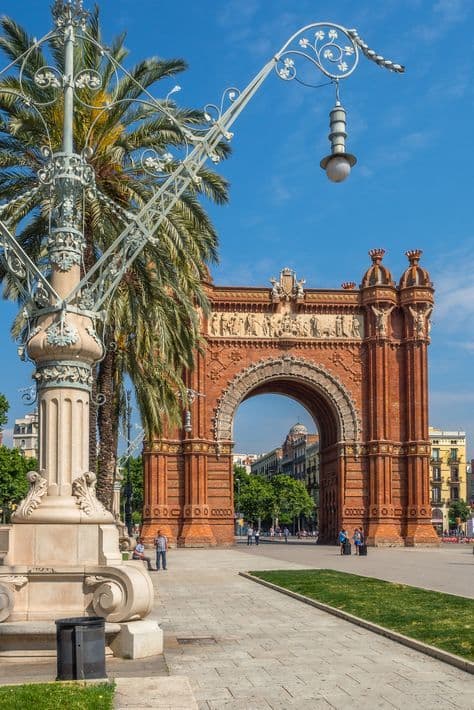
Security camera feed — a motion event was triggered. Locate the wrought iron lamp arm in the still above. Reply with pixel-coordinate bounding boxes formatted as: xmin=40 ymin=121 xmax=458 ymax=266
xmin=64 ymin=22 xmax=403 ymax=311
xmin=0 ymin=219 xmax=61 ymax=305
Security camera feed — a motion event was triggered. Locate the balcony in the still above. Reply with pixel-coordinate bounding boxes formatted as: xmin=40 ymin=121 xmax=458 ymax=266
xmin=448 ymin=456 xmax=460 ymax=464
xmin=430 ymin=457 xmax=441 ymax=464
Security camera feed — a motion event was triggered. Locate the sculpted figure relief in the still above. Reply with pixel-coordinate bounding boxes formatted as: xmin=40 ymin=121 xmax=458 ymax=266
xmin=409 ymin=305 xmax=431 ymax=338
xmin=208 ymin=312 xmax=364 ymax=339
xmin=371 ymin=305 xmax=392 ymax=336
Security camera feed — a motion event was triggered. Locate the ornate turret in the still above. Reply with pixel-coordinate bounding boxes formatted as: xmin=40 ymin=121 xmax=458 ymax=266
xmin=399 ymin=250 xmax=432 ymax=288
xmin=361 ymin=249 xmax=394 ymax=288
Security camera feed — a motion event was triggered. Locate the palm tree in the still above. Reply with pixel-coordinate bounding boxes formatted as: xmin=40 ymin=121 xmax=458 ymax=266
xmin=0 ymin=9 xmax=229 ymax=508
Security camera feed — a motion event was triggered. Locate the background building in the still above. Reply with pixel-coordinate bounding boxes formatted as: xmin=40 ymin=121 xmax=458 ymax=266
xmin=13 ymin=411 xmax=38 ymax=459
xmin=468 ymin=460 xmax=474 ymax=505
xmin=232 ymin=453 xmax=259 ymax=474
xmin=429 ymin=427 xmax=467 ymax=534
xmin=251 ymin=423 xmax=320 ymax=525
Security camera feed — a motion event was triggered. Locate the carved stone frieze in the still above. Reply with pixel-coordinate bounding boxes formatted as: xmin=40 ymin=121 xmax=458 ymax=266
xmin=208 ymin=311 xmax=364 ymax=339
xmin=12 ymin=471 xmax=48 ymax=520
xmin=34 ymin=361 xmax=93 ymax=390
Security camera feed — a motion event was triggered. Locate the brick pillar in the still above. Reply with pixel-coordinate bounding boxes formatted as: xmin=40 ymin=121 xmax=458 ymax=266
xmin=364 ymin=298 xmax=403 ymax=545
xmin=360 ymin=249 xmax=401 ymax=545
xmin=400 ymin=286 xmax=438 ymax=545
xmin=178 ymin=351 xmax=216 ymax=546
xmin=141 ymin=436 xmax=182 ymax=545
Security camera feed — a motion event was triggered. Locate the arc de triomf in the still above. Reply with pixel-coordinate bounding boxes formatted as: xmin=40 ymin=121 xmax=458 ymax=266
xmin=141 ymin=249 xmax=439 ymax=547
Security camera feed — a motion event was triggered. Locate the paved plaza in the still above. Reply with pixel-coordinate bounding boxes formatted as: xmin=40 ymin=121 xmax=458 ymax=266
xmin=0 ymin=543 xmax=473 ymax=709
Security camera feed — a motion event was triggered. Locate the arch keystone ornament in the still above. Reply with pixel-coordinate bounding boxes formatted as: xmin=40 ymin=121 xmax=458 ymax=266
xmin=142 ymin=256 xmax=439 ymax=548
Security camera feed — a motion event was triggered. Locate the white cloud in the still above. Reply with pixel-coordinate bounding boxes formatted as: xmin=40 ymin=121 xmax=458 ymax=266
xmin=431 ymin=246 xmax=474 ymax=330
xmin=412 ymin=0 xmax=470 ymax=42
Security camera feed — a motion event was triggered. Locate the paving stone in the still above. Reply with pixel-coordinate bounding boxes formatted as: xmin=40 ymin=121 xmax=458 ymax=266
xmin=157 ymin=547 xmax=474 ymax=708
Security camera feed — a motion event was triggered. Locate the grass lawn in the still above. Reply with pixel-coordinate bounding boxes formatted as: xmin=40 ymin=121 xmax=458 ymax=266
xmin=252 ymin=569 xmax=474 ymax=661
xmin=0 ymin=681 xmax=114 ymax=710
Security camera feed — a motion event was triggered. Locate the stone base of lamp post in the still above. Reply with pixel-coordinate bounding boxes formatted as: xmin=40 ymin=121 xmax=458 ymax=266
xmin=0 ymin=520 xmax=161 ymax=658
xmin=0 ymin=619 xmax=163 ymax=660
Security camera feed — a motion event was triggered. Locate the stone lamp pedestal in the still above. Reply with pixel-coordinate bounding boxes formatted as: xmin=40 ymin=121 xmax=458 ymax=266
xmin=0 ymin=266 xmax=159 ymax=658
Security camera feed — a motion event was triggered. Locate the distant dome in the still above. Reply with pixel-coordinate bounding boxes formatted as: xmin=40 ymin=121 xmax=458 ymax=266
xmin=289 ymin=423 xmax=308 ymax=436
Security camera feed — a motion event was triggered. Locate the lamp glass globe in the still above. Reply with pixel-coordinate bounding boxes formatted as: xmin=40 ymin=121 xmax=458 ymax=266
xmin=325 ymin=156 xmax=351 ymax=183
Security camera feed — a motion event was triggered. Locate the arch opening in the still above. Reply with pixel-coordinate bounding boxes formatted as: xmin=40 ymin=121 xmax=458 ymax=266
xmin=216 ymin=356 xmax=361 ymax=543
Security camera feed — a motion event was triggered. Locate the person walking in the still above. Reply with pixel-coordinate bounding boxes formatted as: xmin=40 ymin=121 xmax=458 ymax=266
xmin=247 ymin=525 xmax=254 ymax=546
xmin=352 ymin=528 xmax=362 ymax=555
xmin=338 ymin=528 xmax=348 ymax=555
xmin=283 ymin=527 xmax=290 ymax=543
xmin=154 ymin=530 xmax=168 ymax=570
xmin=254 ymin=528 xmax=260 ymax=546
xmin=132 ymin=537 xmax=154 ymax=571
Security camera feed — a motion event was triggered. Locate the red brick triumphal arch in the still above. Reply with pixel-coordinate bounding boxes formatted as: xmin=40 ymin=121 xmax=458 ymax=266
xmin=141 ymin=250 xmax=439 ymax=547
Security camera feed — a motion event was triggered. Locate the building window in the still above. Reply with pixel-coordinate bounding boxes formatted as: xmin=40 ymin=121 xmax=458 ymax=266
xmin=431 ymin=487 xmax=441 ymax=503
xmin=451 ymin=487 xmax=459 ymax=501
xmin=432 ymin=448 xmax=440 ymax=461
xmin=432 ymin=467 xmax=441 ymax=481
xmin=451 ymin=467 xmax=459 ymax=481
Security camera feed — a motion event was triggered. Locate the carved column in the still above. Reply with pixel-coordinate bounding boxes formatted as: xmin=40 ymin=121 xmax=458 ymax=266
xmin=360 ymin=249 xmax=402 ymax=545
xmin=399 ymin=251 xmax=438 ymax=545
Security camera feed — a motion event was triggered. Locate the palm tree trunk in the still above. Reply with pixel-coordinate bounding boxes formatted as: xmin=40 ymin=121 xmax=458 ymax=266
xmin=96 ymin=346 xmax=118 ymax=510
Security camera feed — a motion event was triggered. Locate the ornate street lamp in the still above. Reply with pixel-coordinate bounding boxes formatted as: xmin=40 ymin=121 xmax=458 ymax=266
xmin=0 ymin=0 xmax=403 ymax=636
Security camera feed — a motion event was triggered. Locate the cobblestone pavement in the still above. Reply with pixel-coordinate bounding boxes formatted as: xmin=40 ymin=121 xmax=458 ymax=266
xmin=157 ymin=546 xmax=474 ymax=710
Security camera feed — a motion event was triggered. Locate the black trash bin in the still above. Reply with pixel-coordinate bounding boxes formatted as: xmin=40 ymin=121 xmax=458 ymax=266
xmin=55 ymin=616 xmax=106 ymax=681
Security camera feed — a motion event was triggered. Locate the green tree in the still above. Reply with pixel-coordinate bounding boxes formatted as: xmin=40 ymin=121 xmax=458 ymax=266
xmin=0 ymin=12 xmax=229 ymax=509
xmin=0 ymin=393 xmax=9 ymax=437
xmin=120 ymin=455 xmax=143 ymax=525
xmin=233 ymin=465 xmax=274 ymax=525
xmin=0 ymin=445 xmax=37 ymax=521
xmin=271 ymin=474 xmax=314 ymax=528
xmin=448 ymin=500 xmax=471 ymax=528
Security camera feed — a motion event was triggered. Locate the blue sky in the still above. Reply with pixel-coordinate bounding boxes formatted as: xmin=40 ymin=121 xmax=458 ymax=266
xmin=0 ymin=0 xmax=473 ymax=458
